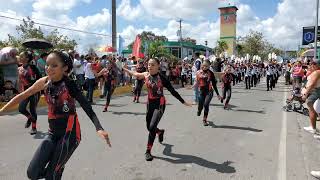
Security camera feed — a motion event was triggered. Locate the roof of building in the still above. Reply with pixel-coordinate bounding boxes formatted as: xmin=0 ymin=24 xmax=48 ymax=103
xmin=122 ymin=41 xmax=210 ymax=54
xmin=218 ymin=6 xmax=238 ymax=10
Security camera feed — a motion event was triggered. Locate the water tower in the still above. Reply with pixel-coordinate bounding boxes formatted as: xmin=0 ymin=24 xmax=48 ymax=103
xmin=219 ymin=5 xmax=238 ymax=56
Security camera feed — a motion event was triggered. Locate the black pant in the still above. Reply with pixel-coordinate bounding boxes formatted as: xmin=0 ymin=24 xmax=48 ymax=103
xmin=27 ymin=118 xmax=80 ymax=180
xmin=285 ymin=72 xmax=291 ymax=84
xmin=103 ymin=82 xmax=113 ymax=107
xmin=75 ymin=74 xmax=85 ymax=91
xmin=181 ymin=75 xmax=187 ymax=87
xmin=273 ymin=75 xmax=276 ymax=88
xmin=237 ymin=73 xmax=242 ymax=83
xmin=146 ymin=98 xmax=166 ymax=152
xmin=19 ymin=94 xmax=38 ymax=124
xmin=245 ymin=76 xmax=251 ymax=89
xmin=134 ymin=80 xmax=144 ymax=98
xmin=85 ymin=78 xmax=95 ymax=102
xmin=232 ymin=74 xmax=236 ymax=86
xmin=267 ymin=75 xmax=274 ymax=90
xmin=251 ymin=74 xmax=257 ymax=87
xmin=198 ymin=89 xmax=213 ymax=119
xmin=222 ymin=85 xmax=232 ymax=105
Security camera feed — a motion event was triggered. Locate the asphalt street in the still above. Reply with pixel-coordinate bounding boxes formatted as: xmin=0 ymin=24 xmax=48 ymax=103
xmin=0 ymin=78 xmax=319 ymax=180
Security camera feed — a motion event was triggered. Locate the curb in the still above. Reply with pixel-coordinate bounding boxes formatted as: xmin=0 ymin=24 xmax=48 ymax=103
xmin=0 ymin=85 xmax=135 ymax=112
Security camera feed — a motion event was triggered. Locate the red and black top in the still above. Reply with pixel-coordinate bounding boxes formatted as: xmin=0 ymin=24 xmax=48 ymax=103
xmin=145 ymin=73 xmax=185 ymax=104
xmin=19 ymin=64 xmax=41 ymax=90
xmin=45 ymin=77 xmax=104 ymax=138
xmin=136 ymin=66 xmax=146 ymax=73
xmin=196 ymin=69 xmax=220 ymax=96
xmin=103 ymin=67 xmax=117 ymax=86
xmin=221 ymin=73 xmax=233 ymax=88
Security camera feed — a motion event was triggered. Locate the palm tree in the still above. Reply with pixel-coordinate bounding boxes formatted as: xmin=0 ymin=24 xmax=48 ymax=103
xmin=215 ymin=40 xmax=228 ymax=55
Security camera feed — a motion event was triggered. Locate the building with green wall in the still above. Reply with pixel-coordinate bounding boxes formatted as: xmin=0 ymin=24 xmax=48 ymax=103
xmin=121 ymin=41 xmax=212 ymax=59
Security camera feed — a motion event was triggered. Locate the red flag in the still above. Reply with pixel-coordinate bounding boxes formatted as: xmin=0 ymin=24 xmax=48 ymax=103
xmin=132 ymin=35 xmax=142 ymax=58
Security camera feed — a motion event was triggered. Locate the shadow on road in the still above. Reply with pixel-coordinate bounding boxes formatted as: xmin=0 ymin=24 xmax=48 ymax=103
xmin=155 ymin=143 xmax=236 ymax=174
xmin=94 ymin=104 xmax=128 ymax=108
xmin=260 ymin=99 xmax=274 ymax=102
xmin=210 ymin=104 xmax=238 ymax=108
xmin=208 ymin=122 xmax=263 ymax=132
xmin=33 ymin=131 xmax=48 ymax=139
xmin=229 ymin=108 xmax=266 ymax=114
xmin=108 ymin=111 xmax=146 ymax=116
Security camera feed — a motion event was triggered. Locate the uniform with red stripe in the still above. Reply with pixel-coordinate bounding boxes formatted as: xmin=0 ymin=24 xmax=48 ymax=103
xmin=27 ymin=76 xmax=104 ymax=180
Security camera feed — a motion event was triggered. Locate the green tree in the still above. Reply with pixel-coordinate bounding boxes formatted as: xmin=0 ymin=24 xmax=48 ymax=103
xmin=0 ymin=40 xmax=8 ymax=49
xmin=181 ymin=37 xmax=197 ymax=44
xmin=127 ymin=31 xmax=168 ymax=51
xmin=237 ymin=30 xmax=284 ymax=61
xmin=16 ymin=17 xmax=45 ymax=40
xmin=147 ymin=40 xmax=171 ymax=58
xmin=236 ymin=44 xmax=244 ymax=57
xmin=241 ymin=31 xmax=265 ymax=57
xmin=1 ymin=17 xmax=77 ymax=51
xmin=215 ymin=40 xmax=228 ymax=55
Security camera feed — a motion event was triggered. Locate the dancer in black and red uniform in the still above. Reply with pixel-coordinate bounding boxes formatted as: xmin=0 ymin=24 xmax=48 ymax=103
xmin=123 ymin=58 xmax=192 ymax=161
xmin=98 ymin=60 xmax=118 ymax=112
xmin=195 ymin=60 xmax=221 ymax=126
xmin=0 ymin=50 xmax=111 ymax=180
xmin=18 ymin=51 xmax=42 ymax=135
xmin=133 ymin=61 xmax=146 ymax=103
xmin=221 ymin=65 xmax=233 ymax=110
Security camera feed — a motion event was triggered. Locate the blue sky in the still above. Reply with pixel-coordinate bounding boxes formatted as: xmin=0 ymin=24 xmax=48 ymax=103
xmin=70 ymin=0 xmax=280 ymax=34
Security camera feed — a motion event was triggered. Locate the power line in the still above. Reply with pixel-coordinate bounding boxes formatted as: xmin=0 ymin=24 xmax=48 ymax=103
xmin=0 ymin=11 xmax=72 ymax=28
xmin=0 ymin=14 xmax=118 ymax=38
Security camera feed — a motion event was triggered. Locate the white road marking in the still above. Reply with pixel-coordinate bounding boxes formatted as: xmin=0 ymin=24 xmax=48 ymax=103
xmin=278 ymin=86 xmax=287 ymax=180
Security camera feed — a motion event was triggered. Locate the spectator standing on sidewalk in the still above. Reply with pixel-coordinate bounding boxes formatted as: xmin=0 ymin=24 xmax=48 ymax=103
xmin=302 ymin=60 xmax=320 ymax=136
xmin=73 ymin=53 xmax=85 ymax=91
xmin=0 ymin=47 xmax=19 ymax=89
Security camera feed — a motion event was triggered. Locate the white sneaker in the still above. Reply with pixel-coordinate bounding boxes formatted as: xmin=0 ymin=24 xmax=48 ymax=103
xmin=314 ymin=134 xmax=320 ymax=140
xmin=304 ymin=126 xmax=319 ymax=134
xmin=311 ymin=171 xmax=320 ymax=178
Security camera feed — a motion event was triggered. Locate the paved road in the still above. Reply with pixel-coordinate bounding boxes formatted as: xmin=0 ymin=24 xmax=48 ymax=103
xmin=0 ymin=78 xmax=319 ymax=180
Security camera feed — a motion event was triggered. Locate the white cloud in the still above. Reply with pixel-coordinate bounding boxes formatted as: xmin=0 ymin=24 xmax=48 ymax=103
xmin=1 ymin=0 xmax=319 ymax=53
xmin=76 ymin=8 xmax=111 ymax=31
xmin=139 ymin=0 xmax=239 ymax=19
xmin=117 ymin=0 xmax=144 ymax=21
xmin=120 ymin=19 xmax=220 ymax=48
xmin=235 ymin=0 xmax=318 ymax=50
xmin=27 ymin=0 xmax=110 ymax=53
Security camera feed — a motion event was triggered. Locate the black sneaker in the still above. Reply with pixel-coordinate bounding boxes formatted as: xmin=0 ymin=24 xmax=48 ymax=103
xmin=197 ymin=111 xmax=201 ymax=116
xmin=145 ymin=152 xmax=154 ymax=161
xmin=158 ymin=130 xmax=165 ymax=144
xmin=29 ymin=128 xmax=37 ymax=135
xmin=220 ymin=98 xmax=224 ymax=103
xmin=25 ymin=119 xmax=31 ymax=128
xmin=203 ymin=121 xmax=209 ymax=126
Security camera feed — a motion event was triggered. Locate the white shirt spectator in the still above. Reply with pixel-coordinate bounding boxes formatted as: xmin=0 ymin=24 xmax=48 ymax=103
xmin=73 ymin=58 xmax=85 ymax=75
xmin=84 ymin=63 xmax=95 ymax=79
xmin=161 ymin=61 xmax=168 ymax=72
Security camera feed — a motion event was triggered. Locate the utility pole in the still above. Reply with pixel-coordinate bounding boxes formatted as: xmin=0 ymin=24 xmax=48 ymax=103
xmin=178 ymin=19 xmax=183 ymax=41
xmin=177 ymin=19 xmax=183 ymax=58
xmin=112 ymin=0 xmax=117 ymax=50
xmin=315 ymin=0 xmax=319 ymax=60
xmin=205 ymin=40 xmax=208 ymax=57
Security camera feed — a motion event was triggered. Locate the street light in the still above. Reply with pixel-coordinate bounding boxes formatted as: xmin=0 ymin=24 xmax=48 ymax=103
xmin=315 ymin=0 xmax=319 ymax=60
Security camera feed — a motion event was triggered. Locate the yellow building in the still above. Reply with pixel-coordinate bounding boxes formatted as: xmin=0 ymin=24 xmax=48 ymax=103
xmin=219 ymin=6 xmax=238 ymax=56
